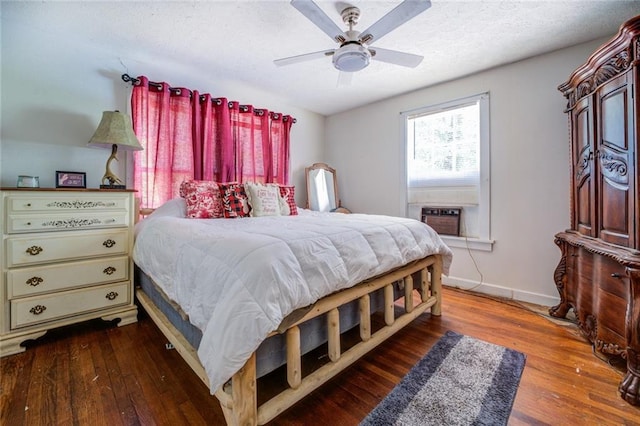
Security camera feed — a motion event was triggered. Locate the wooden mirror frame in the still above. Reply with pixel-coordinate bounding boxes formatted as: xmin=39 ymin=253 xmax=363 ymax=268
xmin=305 ymin=162 xmax=339 ymax=212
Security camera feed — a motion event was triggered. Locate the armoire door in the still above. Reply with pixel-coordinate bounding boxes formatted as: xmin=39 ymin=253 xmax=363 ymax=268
xmin=571 ymin=95 xmax=596 ymax=236
xmin=596 ymin=72 xmax=636 ymax=248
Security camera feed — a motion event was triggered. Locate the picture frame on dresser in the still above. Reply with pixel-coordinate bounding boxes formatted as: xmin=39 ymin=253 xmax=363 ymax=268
xmin=55 ymin=171 xmax=86 ymax=188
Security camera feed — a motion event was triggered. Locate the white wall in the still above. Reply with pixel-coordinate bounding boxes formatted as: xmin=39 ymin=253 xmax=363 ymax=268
xmin=0 ymin=17 xmax=325 ymax=205
xmin=325 ymin=38 xmax=609 ymax=306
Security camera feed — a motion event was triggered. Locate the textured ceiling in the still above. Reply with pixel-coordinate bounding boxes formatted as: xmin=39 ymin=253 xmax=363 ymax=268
xmin=3 ymin=1 xmax=640 ymax=116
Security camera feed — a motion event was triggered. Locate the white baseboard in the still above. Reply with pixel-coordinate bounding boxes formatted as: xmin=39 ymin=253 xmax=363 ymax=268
xmin=442 ymin=275 xmax=561 ymax=307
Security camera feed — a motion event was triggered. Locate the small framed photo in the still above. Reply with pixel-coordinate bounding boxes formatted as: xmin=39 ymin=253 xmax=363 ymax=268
xmin=56 ymin=171 xmax=86 ymax=188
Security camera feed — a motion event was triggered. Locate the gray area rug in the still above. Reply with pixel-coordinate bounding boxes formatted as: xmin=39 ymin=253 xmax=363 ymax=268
xmin=360 ymin=330 xmax=526 ymax=426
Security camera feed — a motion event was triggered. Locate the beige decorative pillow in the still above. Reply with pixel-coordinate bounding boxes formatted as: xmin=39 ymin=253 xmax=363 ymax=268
xmin=245 ymin=182 xmax=282 ymax=217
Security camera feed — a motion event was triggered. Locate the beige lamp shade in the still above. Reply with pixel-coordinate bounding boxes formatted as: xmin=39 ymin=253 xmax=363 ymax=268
xmin=88 ymin=111 xmax=143 ymax=151
xmin=88 ymin=111 xmax=143 ymax=188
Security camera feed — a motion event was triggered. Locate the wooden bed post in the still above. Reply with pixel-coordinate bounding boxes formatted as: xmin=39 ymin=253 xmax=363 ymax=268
xmin=404 ymin=275 xmax=414 ymax=313
xmin=430 ymin=257 xmax=443 ymax=316
xmin=384 ymin=284 xmax=395 ymax=326
xmin=328 ymin=308 xmax=341 ymax=362
xmin=287 ymin=326 xmax=302 ymax=389
xmin=359 ymin=294 xmax=371 ymax=341
xmin=224 ymin=353 xmax=257 ymax=426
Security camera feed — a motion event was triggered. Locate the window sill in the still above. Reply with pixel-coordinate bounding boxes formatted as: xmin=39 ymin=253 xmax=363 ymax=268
xmin=439 ymin=235 xmax=494 ymax=252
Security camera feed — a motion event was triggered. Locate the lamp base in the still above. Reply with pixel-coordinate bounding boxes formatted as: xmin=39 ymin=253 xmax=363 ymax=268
xmin=100 ymin=184 xmax=126 ymax=190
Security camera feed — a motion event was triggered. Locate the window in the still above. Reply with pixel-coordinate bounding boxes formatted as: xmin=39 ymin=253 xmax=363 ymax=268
xmin=408 ymin=102 xmax=479 ymax=187
xmin=402 ymin=93 xmax=492 ymax=250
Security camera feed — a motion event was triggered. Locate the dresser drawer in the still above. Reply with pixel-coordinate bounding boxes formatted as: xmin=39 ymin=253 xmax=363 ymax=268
xmin=11 ymin=281 xmax=130 ymax=329
xmin=6 ymin=229 xmax=129 ymax=267
xmin=7 ymin=256 xmax=129 ymax=298
xmin=597 ymin=256 xmax=628 ymax=299
xmin=5 ymin=194 xmax=129 ymax=213
xmin=7 ymin=211 xmax=130 ymax=234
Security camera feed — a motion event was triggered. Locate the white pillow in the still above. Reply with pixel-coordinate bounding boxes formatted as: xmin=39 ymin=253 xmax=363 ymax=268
xmin=148 ymin=197 xmax=187 ymax=218
xmin=245 ymin=182 xmax=282 ymax=217
xmin=134 ymin=197 xmax=187 ymax=237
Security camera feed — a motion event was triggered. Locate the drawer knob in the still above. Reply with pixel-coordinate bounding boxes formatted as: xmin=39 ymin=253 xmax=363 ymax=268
xmin=105 ymin=291 xmax=119 ymax=301
xmin=611 ymin=273 xmax=623 ymax=279
xmin=26 ymin=203 xmax=31 ymax=207
xmin=25 ymin=246 xmax=43 ymax=256
xmin=103 ymin=266 xmax=116 ymax=275
xmin=26 ymin=276 xmax=44 ymax=287
xmin=29 ymin=305 xmax=47 ymax=315
xmin=103 ymin=239 xmax=116 ymax=248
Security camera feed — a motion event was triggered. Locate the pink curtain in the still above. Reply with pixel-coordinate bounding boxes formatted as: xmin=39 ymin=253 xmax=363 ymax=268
xmin=270 ymin=113 xmax=294 ymax=184
xmin=131 ymin=76 xmax=295 ymax=208
xmin=232 ymin=104 xmax=271 ymax=184
xmin=194 ymin=94 xmax=233 ymax=182
xmin=132 ymin=76 xmax=194 ymax=209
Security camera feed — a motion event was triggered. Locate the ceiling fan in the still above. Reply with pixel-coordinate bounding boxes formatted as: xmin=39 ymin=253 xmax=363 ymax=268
xmin=274 ymin=0 xmax=431 ymax=74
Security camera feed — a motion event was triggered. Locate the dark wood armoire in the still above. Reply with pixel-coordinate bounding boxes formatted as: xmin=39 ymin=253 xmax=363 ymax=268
xmin=552 ymin=15 xmax=640 ymax=406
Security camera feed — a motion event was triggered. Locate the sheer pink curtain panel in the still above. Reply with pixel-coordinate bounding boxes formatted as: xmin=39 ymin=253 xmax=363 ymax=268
xmin=194 ymin=94 xmax=234 ymax=182
xmin=270 ymin=113 xmax=294 ymax=185
xmin=131 ymin=76 xmax=194 ymax=209
xmin=232 ymin=104 xmax=271 ymax=184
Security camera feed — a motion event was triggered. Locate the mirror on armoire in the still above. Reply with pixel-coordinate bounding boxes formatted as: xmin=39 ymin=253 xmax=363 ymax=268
xmin=305 ymin=163 xmax=350 ymax=213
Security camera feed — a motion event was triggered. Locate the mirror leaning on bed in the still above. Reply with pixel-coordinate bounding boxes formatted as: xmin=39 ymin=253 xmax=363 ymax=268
xmin=305 ymin=162 xmax=351 ymax=214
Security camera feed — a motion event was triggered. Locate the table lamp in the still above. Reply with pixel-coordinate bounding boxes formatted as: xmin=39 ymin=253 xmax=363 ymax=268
xmin=88 ymin=111 xmax=143 ymax=189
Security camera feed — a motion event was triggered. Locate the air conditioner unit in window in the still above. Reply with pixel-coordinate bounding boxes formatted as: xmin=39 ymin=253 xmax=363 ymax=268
xmin=421 ymin=207 xmax=461 ymax=236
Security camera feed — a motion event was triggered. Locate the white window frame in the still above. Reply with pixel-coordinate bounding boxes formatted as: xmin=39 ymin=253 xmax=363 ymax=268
xmin=401 ymin=92 xmax=493 ymax=251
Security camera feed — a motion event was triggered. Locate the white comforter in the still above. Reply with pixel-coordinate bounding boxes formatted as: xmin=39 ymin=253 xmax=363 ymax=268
xmin=133 ymin=199 xmax=452 ymax=393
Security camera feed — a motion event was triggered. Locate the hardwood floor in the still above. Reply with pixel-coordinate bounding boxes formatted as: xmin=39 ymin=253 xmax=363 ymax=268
xmin=1 ymin=287 xmax=638 ymax=425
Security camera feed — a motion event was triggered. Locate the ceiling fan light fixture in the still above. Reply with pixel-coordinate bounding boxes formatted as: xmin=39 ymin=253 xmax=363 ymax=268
xmin=332 ymin=44 xmax=371 ymax=72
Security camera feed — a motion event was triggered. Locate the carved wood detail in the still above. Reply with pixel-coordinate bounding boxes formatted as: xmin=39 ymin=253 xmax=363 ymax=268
xmin=596 ymin=340 xmax=627 ymax=358
xmin=558 ymin=15 xmax=640 ymax=110
xmin=564 ymin=50 xmax=630 ymax=108
xmin=550 ymin=237 xmax=569 ymax=318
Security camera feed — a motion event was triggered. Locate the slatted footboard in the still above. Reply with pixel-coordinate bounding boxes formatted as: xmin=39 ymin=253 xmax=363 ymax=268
xmin=136 ymin=254 xmax=442 ymax=425
xmin=213 ymin=254 xmax=443 ymax=425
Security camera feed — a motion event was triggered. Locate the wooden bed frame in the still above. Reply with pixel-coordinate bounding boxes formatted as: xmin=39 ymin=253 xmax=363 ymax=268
xmin=135 ymin=253 xmax=443 ymax=425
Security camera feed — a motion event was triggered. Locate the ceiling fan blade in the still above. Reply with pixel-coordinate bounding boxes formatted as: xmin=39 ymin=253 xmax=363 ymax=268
xmin=370 ymin=47 xmax=423 ymax=67
xmin=290 ymin=0 xmax=345 ymax=43
xmin=360 ymin=0 xmax=431 ymax=45
xmin=274 ymin=49 xmax=335 ymax=67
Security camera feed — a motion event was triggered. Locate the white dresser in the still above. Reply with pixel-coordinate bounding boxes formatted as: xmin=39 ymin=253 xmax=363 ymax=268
xmin=0 ymin=189 xmax=138 ymax=356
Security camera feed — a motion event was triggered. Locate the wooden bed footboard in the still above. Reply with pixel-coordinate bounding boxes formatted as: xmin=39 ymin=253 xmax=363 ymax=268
xmin=136 ymin=254 xmax=443 ymax=426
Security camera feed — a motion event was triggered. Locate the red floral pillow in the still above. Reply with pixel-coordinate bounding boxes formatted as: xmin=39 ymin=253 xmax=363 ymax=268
xmin=279 ymin=185 xmax=298 ymax=216
xmin=180 ymin=180 xmax=224 ymax=219
xmin=219 ymin=183 xmax=251 ymax=218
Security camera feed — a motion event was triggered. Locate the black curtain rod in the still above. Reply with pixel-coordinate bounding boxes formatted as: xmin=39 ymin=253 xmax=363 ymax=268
xmin=121 ymin=73 xmax=296 ymax=122
xmin=122 ymin=73 xmax=186 ymax=94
